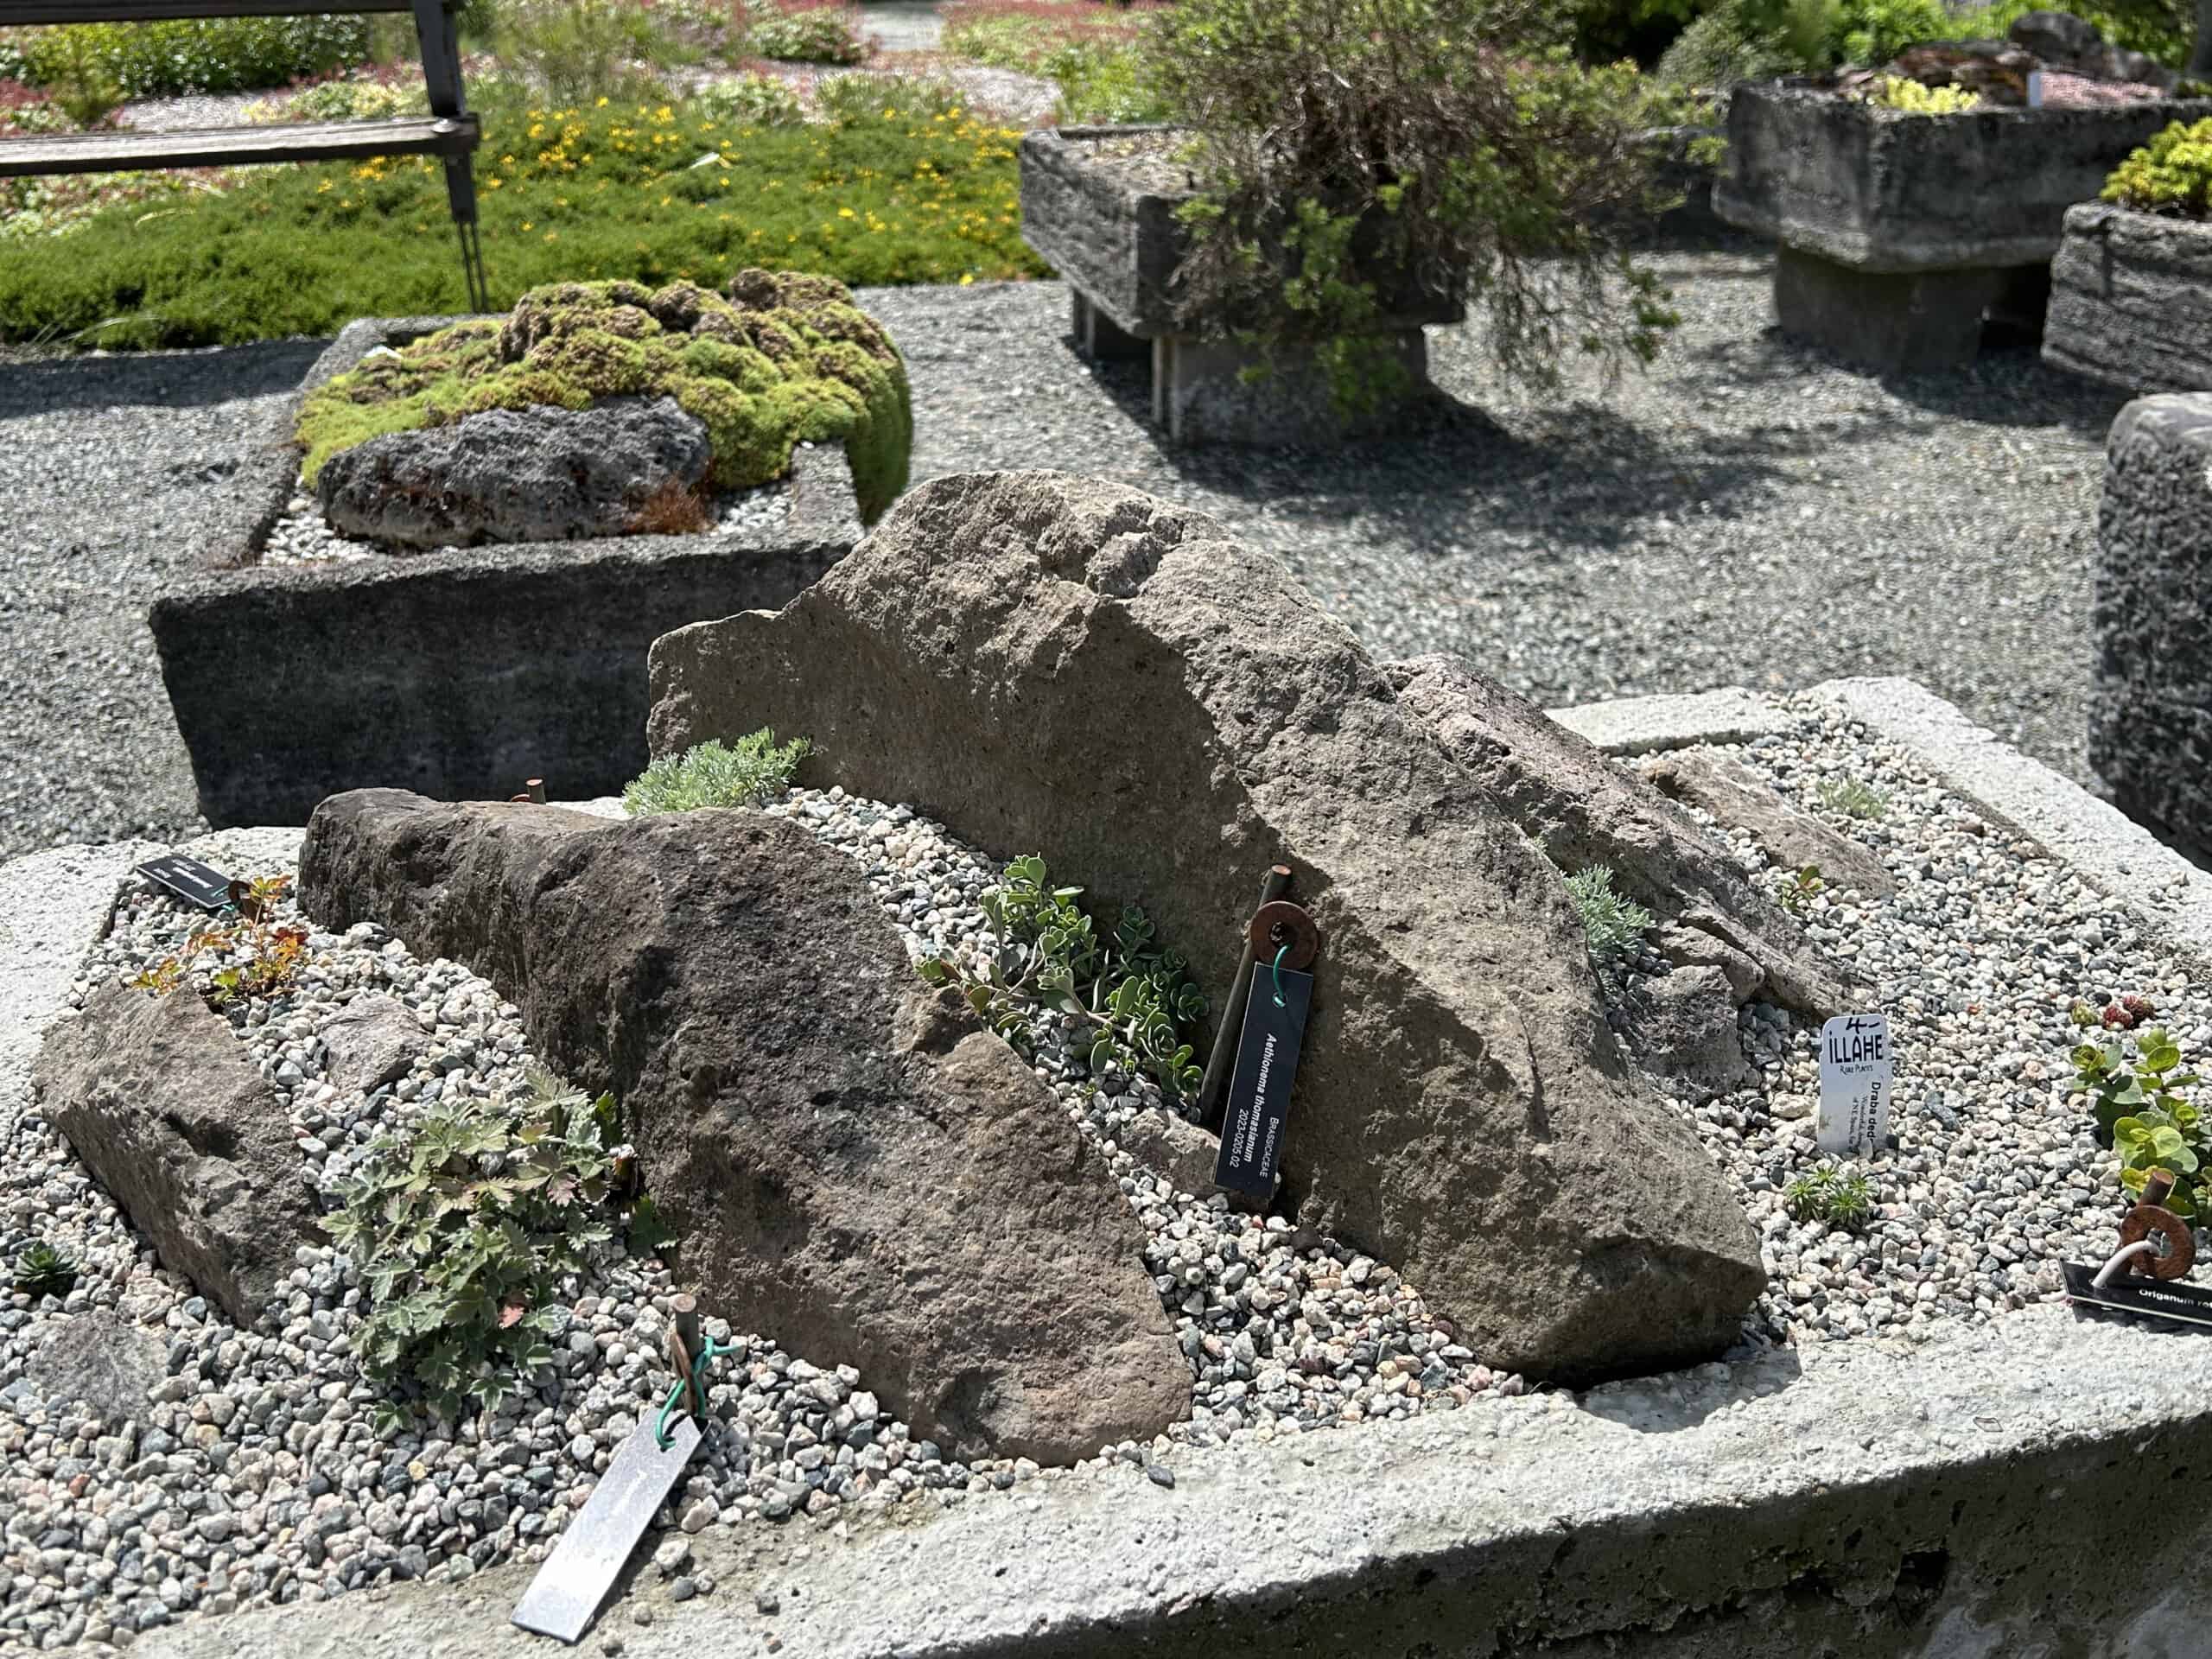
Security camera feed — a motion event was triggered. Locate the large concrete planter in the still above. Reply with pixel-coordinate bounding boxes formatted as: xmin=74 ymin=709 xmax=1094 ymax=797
xmin=1018 ymin=124 xmax=1463 ymax=444
xmin=2045 ymin=201 xmax=2212 ymax=393
xmin=148 ymin=318 xmax=862 ymax=828
xmin=1715 ymin=81 xmax=2212 ymax=372
xmin=2091 ymin=393 xmax=2212 ymax=857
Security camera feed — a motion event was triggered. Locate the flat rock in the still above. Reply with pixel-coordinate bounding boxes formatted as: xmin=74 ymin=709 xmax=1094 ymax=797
xmin=31 ymin=983 xmax=317 ymax=1328
xmin=1387 ymin=654 xmax=1855 ymax=1014
xmin=645 ymin=469 xmax=1764 ymax=1383
xmin=22 ymin=1310 xmax=165 ymax=1425
xmin=1621 ymin=967 xmax=1756 ymax=1098
xmin=296 ymin=791 xmax=1188 ymax=1464
xmin=320 ymin=993 xmax=429 ymax=1096
xmin=315 ymin=397 xmax=713 ymax=550
xmin=1639 ymin=748 xmax=1897 ymax=901
xmin=1118 ymin=1109 xmax=1221 ymax=1198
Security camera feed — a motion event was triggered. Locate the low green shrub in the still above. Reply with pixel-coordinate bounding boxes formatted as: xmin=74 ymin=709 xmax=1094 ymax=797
xmin=245 ymin=75 xmax=429 ymax=124
xmin=0 ymin=16 xmax=372 ymax=98
xmin=488 ymin=0 xmax=694 ymax=105
xmin=1862 ymin=73 xmax=1980 ymax=111
xmin=0 ymin=99 xmax=1042 ymax=348
xmin=298 ymin=267 xmax=910 ymax=518
xmin=325 ymin=1065 xmax=624 ymax=1429
xmin=693 ymin=70 xmax=806 ymax=126
xmin=747 ymin=2 xmax=867 ymax=63
xmin=918 ymin=854 xmax=1211 ymax=1101
xmin=2105 ymin=117 xmax=2212 ymax=217
xmin=624 ymin=730 xmax=814 ymax=812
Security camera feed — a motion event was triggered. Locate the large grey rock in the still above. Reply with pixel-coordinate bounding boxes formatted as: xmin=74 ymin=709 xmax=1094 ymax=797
xmin=315 ymin=397 xmax=714 ymax=550
xmin=1118 ymin=1109 xmax=1222 ymax=1198
xmin=1638 ymin=747 xmax=1898 ymax=901
xmin=1384 ymin=654 xmax=1857 ymax=1016
xmin=645 ymin=469 xmax=1765 ymax=1384
xmin=2091 ymin=394 xmax=2212 ymax=856
xmin=21 ymin=1311 xmax=164 ymax=1425
xmin=296 ymin=791 xmax=1188 ymax=1464
xmin=31 ymin=983 xmax=316 ymax=1328
xmin=320 ymin=993 xmax=430 ymax=1096
xmin=2045 ymin=203 xmax=2212 ymax=396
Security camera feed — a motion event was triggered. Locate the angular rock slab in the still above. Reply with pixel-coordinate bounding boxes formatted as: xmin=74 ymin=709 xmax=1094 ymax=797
xmin=22 ymin=1310 xmax=165 ymax=1426
xmin=296 ymin=791 xmax=1186 ymax=1464
xmin=32 ymin=983 xmax=317 ymax=1329
xmin=1639 ymin=747 xmax=1897 ymax=903
xmin=646 ymin=470 xmax=1764 ymax=1383
xmin=1385 ymin=655 xmax=1858 ymax=1015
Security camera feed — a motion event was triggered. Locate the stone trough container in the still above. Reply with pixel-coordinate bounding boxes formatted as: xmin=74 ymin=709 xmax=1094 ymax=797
xmin=1018 ymin=124 xmax=1465 ymax=444
xmin=2045 ymin=201 xmax=2212 ymax=393
xmin=1715 ymin=81 xmax=2212 ymax=372
xmin=147 ymin=317 xmax=863 ymax=828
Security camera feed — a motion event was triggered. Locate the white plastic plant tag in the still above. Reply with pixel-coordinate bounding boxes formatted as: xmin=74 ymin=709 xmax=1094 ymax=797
xmin=1817 ymin=1014 xmax=1893 ymax=1155
xmin=2026 ymin=71 xmax=2045 ymax=107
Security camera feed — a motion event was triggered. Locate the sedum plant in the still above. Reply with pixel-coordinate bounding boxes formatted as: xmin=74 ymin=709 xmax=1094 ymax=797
xmin=1863 ymin=74 xmax=1981 ymax=112
xmin=918 ymin=854 xmax=1210 ymax=1099
xmin=623 ymin=730 xmax=812 ymax=815
xmin=1816 ymin=776 xmax=1888 ymax=821
xmin=1563 ymin=866 xmax=1655 ymax=970
xmin=2105 ymin=118 xmax=2212 ymax=219
xmin=12 ymin=1239 xmax=78 ymax=1300
xmin=325 ymin=1064 xmax=624 ymax=1430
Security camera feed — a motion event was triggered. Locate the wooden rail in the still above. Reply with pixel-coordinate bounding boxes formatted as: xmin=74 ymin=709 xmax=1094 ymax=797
xmin=0 ymin=0 xmax=486 ymax=309
xmin=0 ymin=113 xmax=478 ymax=176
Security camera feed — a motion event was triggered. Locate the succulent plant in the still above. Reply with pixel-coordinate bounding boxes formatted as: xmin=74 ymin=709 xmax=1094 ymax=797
xmin=12 ymin=1240 xmax=79 ymax=1300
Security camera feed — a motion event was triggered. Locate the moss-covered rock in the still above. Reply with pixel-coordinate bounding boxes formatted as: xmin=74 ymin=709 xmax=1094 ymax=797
xmin=296 ymin=271 xmax=912 ymax=524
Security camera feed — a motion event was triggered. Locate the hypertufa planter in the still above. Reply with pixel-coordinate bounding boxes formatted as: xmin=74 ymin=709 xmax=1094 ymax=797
xmin=1715 ymin=81 xmax=2212 ymax=372
xmin=149 ymin=317 xmax=863 ymax=829
xmin=2045 ymin=201 xmax=2212 ymax=393
xmin=1018 ymin=124 xmax=1464 ymax=445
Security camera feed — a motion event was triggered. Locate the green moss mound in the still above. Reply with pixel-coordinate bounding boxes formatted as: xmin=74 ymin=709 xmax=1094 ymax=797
xmin=296 ymin=270 xmax=912 ymax=524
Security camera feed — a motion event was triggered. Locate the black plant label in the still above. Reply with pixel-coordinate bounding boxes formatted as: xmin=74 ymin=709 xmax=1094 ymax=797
xmin=2064 ymin=1261 xmax=2212 ymax=1335
xmin=134 ymin=855 xmax=232 ymax=913
xmin=1214 ymin=964 xmax=1313 ymax=1197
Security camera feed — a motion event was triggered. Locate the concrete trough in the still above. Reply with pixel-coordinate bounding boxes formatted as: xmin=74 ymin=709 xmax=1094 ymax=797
xmin=147 ymin=318 xmax=862 ymax=828
xmin=1715 ymin=81 xmax=2212 ymax=372
xmin=10 ymin=677 xmax=2210 ymax=1657
xmin=2046 ymin=202 xmax=2212 ymax=395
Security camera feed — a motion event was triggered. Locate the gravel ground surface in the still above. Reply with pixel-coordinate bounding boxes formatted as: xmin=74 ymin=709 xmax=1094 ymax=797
xmin=0 ymin=254 xmax=2128 ymax=864
xmin=7 ymin=696 xmax=2202 ymax=1647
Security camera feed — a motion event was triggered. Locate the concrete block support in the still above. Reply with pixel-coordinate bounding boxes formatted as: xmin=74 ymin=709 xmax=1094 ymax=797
xmin=1153 ymin=327 xmax=1432 ymax=445
xmin=2089 ymin=394 xmax=2212 ymax=859
xmin=1070 ymin=289 xmax=1147 ymax=361
xmin=1772 ymin=248 xmax=2014 ymax=374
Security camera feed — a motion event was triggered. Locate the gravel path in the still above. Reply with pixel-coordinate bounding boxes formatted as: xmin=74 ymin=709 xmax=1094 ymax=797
xmin=0 ymin=253 xmax=2129 ymax=863
xmin=0 ymin=345 xmax=321 ymax=862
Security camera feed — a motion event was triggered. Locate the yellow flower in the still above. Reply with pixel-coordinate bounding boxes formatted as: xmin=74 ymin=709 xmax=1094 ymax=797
xmin=838 ymin=207 xmax=855 ymax=219
xmin=959 ymin=272 xmax=974 ymax=285
xmin=521 ymin=221 xmax=534 ymax=232
xmin=596 ymin=96 xmax=609 ymax=107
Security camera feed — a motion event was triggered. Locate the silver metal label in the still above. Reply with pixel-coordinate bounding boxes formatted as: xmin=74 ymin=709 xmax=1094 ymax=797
xmin=512 ymin=1412 xmax=701 ymax=1643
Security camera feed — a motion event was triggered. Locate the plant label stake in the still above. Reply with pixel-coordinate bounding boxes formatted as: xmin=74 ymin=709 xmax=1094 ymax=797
xmin=133 ymin=854 xmax=234 ymax=913
xmin=1196 ymin=865 xmax=1293 ymax=1131
xmin=1214 ymin=901 xmax=1320 ymax=1198
xmin=512 ymin=1412 xmax=701 ymax=1643
xmin=1816 ymin=1014 xmax=1893 ymax=1156
xmin=2064 ymin=1172 xmax=2212 ymax=1333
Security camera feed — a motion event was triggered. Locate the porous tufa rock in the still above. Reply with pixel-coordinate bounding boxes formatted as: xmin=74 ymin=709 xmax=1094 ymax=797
xmin=645 ymin=469 xmax=1766 ymax=1384
xmin=296 ymin=272 xmax=911 ymax=527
